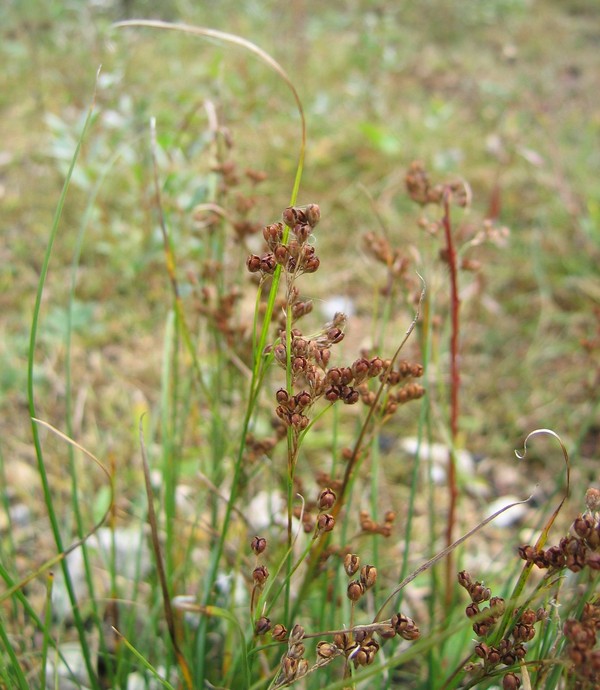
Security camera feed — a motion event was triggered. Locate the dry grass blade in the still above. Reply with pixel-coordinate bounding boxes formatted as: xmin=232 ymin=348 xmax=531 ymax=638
xmin=515 ymin=428 xmax=571 ymax=550
xmin=0 ymin=419 xmax=114 ymax=604
xmin=113 ymin=19 xmax=306 ymax=203
xmin=373 ymin=493 xmax=534 ymax=622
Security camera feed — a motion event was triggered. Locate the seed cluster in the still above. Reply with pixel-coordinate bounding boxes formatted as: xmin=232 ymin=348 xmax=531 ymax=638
xmin=292 ymin=487 xmax=338 ymax=535
xmin=563 ymin=599 xmax=600 ymax=688
xmin=246 ymin=204 xmax=321 ymax=277
xmin=274 ymin=624 xmax=310 ymax=687
xmin=273 ymin=341 xmax=425 ymax=430
xmin=359 ymin=509 xmax=397 ymax=537
xmin=518 ymin=487 xmax=600 ymax=573
xmin=405 ymin=160 xmax=468 ymax=208
xmin=458 ymin=570 xmax=545 ymax=690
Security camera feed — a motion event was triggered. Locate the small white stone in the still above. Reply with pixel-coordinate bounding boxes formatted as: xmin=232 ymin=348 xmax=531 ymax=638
xmin=320 ymin=296 xmax=355 ymax=322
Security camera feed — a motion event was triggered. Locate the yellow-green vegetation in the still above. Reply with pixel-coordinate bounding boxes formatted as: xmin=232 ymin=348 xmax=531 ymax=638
xmin=1 ymin=1 xmax=599 ymax=689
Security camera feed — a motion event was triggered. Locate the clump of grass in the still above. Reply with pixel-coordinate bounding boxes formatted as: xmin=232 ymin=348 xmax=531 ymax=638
xmin=1 ymin=19 xmax=598 ymax=690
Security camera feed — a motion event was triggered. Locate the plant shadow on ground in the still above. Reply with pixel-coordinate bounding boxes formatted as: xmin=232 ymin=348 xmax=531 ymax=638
xmin=0 ymin=1 xmax=599 ymax=689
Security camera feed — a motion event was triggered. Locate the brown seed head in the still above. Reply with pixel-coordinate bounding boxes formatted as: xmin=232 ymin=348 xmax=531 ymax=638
xmin=474 ymin=642 xmax=490 ymax=659
xmin=260 ymin=253 xmax=277 ymax=274
xmin=306 ymin=204 xmax=321 ymax=227
xmin=281 ymin=656 xmax=298 ymax=682
xmin=272 ymin=624 xmax=287 ymax=641
xmin=246 ymin=254 xmax=262 ymax=272
xmin=255 ymin=616 xmax=271 ymax=635
xmin=502 ymin=672 xmax=521 ymax=690
xmin=489 ymin=596 xmax=505 ymax=617
xmin=316 ymin=641 xmax=337 ymax=659
xmin=360 ymin=564 xmax=378 ymax=589
xmin=250 ymin=536 xmax=267 ymax=555
xmin=457 ymin=570 xmax=472 ymax=589
xmin=392 ymin=614 xmax=420 ymax=640
xmin=520 ymin=608 xmax=537 ymax=626
xmin=465 ymin=603 xmax=480 ymax=619
xmin=289 ymin=624 xmax=305 ymax=644
xmin=316 ymin=513 xmax=335 ymax=533
xmin=572 ymin=514 xmax=594 ymax=540
xmin=318 ymin=488 xmax=336 ymax=510
xmin=585 ymin=487 xmax=600 ymax=512
xmin=347 ymin=579 xmax=365 ymax=602
xmin=344 ymin=553 xmax=360 ymax=576
xmin=470 ymin=583 xmax=491 ymax=603
xmin=287 ymin=642 xmax=305 ymax=659
xmin=252 ymin=565 xmax=269 ymax=585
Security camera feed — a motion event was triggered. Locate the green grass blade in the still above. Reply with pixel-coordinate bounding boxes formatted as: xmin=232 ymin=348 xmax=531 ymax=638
xmin=26 ymin=69 xmax=102 ymax=690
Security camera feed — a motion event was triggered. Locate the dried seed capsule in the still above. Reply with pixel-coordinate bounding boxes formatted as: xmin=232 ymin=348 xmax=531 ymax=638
xmin=246 ymin=254 xmax=262 ymax=272
xmin=360 ymin=564 xmax=378 ymax=589
xmin=351 ymin=358 xmax=370 ymax=382
xmin=489 ymin=596 xmax=505 ymax=616
xmin=296 ymin=659 xmax=309 ymax=678
xmin=275 ymin=388 xmax=289 ymax=404
xmin=572 ymin=514 xmax=594 ymax=540
xmin=318 ymin=488 xmax=336 ymax=510
xmin=289 ymin=624 xmax=305 ymax=643
xmin=342 ymin=387 xmax=359 ymax=405
xmin=303 ymin=256 xmax=321 ymax=273
xmin=316 ymin=641 xmax=337 ymax=659
xmin=273 ymin=343 xmax=287 ymax=363
xmin=391 ymin=613 xmax=420 ymax=640
xmin=272 ymin=624 xmax=287 ymax=641
xmin=255 ymin=616 xmax=271 ymax=635
xmin=327 ymin=327 xmax=344 ymax=344
xmin=281 ymin=656 xmax=298 ymax=682
xmin=306 ymin=204 xmax=320 ymax=227
xmin=470 ymin=583 xmax=491 ymax=603
xmin=260 ymin=253 xmax=277 ymax=273
xmin=317 ymin=513 xmax=335 ymax=533
xmin=474 ymin=642 xmax=490 ymax=659
xmin=344 ymin=553 xmax=360 ymax=576
xmin=252 ymin=565 xmax=269 ymax=585
xmin=282 ymin=207 xmax=297 ymax=228
xmin=333 ymin=632 xmax=346 ymax=648
xmin=520 ymin=608 xmax=537 ymax=626
xmin=295 ymin=391 xmax=312 ymax=408
xmin=324 ymin=386 xmax=340 ymax=402
xmin=287 ymin=642 xmax=305 ymax=659
xmin=347 ymin=580 xmax=364 ymax=602
xmin=250 ymin=536 xmax=267 ymax=555
xmin=465 ymin=603 xmax=480 ymax=618
xmin=585 ymin=487 xmax=600 ymax=512
xmin=502 ymin=672 xmax=521 ymax=690
xmin=378 ymin=624 xmax=396 ymax=640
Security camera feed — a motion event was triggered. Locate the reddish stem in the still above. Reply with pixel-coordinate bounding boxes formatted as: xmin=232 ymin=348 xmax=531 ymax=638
xmin=442 ymin=190 xmax=460 ymax=607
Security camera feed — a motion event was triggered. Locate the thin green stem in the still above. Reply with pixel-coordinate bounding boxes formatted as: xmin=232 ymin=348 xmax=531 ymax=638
xmin=27 ymin=75 xmax=100 ymax=690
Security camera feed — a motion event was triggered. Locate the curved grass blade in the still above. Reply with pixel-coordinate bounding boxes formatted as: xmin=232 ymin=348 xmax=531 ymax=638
xmin=0 ymin=419 xmax=114 ymax=605
xmin=26 ymin=67 xmax=102 ymax=690
xmin=113 ymin=19 xmax=305 ymax=207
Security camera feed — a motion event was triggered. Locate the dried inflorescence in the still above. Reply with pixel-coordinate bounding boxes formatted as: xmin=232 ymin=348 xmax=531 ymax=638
xmin=459 ymin=570 xmax=545 ymax=689
xmin=406 ymin=160 xmax=469 ymax=208
xmin=359 ymin=509 xmax=397 ymax=537
xmin=518 ymin=487 xmax=600 ymax=573
xmin=271 ymin=324 xmax=423 ymax=431
xmin=246 ymin=204 xmax=321 ymax=277
xmin=563 ymin=598 xmax=600 ymax=688
xmin=273 ymin=624 xmax=309 ymax=687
